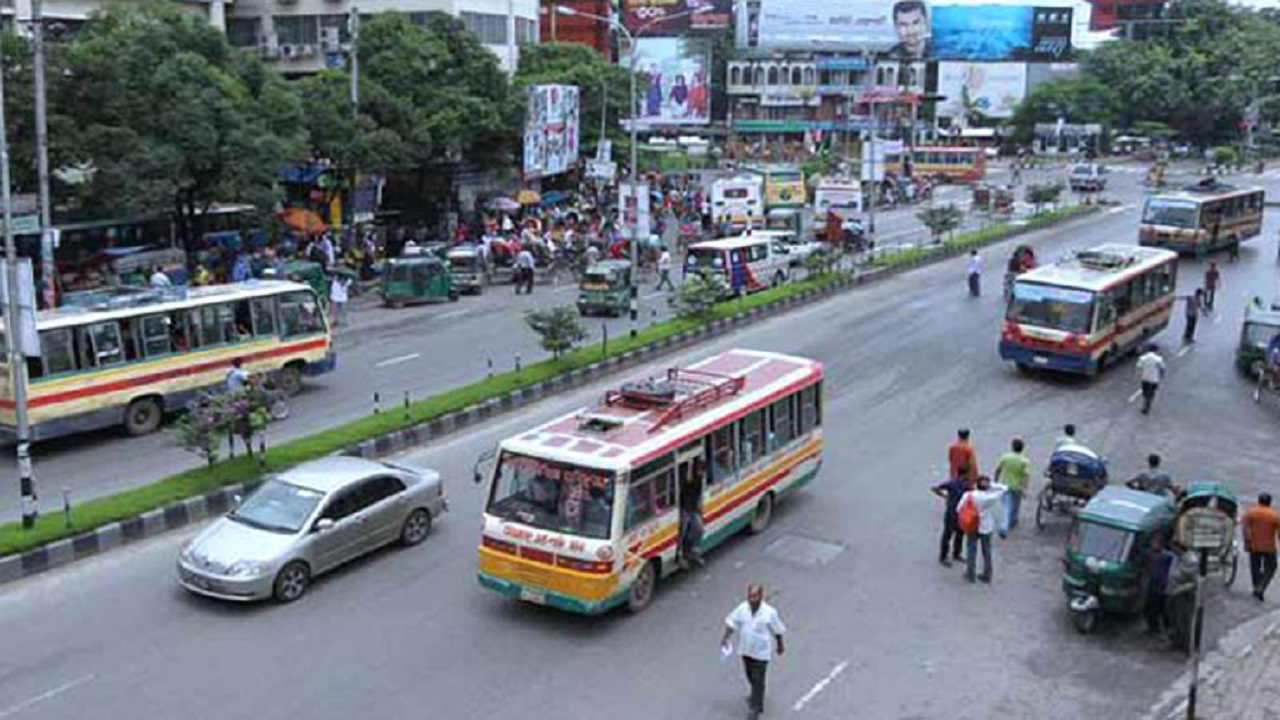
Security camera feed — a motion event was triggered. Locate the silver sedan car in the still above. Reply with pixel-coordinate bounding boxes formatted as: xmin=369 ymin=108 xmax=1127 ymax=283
xmin=177 ymin=456 xmax=447 ymax=603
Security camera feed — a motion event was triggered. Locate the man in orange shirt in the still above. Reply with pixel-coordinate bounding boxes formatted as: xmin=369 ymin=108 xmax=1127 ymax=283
xmin=948 ymin=429 xmax=978 ymax=482
xmin=1243 ymin=493 xmax=1280 ymax=602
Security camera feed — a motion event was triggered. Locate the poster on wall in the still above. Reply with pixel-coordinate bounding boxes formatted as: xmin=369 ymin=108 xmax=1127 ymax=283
xmin=937 ymin=62 xmax=1027 ymax=120
xmin=630 ymin=38 xmax=711 ymax=126
xmin=523 ymin=85 xmax=581 ymax=179
xmin=930 ymin=4 xmax=1033 ymax=61
xmin=755 ymin=0 xmax=931 ymax=58
xmin=624 ymin=0 xmax=690 ymax=34
xmin=1031 ymin=6 xmax=1074 ymax=60
xmin=617 ymin=182 xmax=651 ymax=240
xmin=688 ymin=0 xmax=733 ymax=30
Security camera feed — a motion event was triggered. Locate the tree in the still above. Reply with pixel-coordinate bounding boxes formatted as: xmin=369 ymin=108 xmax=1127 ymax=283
xmin=514 ymin=43 xmax=634 ymax=161
xmin=1026 ymin=183 xmax=1064 ymax=213
xmin=56 ymin=1 xmax=304 ymax=239
xmin=1011 ymin=77 xmax=1117 ymax=144
xmin=669 ymin=272 xmax=727 ymax=321
xmin=917 ymin=204 xmax=963 ymax=244
xmin=525 ymin=306 xmax=587 ymax=359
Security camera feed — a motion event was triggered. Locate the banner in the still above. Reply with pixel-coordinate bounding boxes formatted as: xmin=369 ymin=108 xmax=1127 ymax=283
xmin=931 ymin=4 xmax=1033 ymax=61
xmin=1031 ymin=6 xmax=1074 ymax=60
xmin=623 ymin=0 xmax=690 ymax=34
xmin=617 ymin=182 xmax=652 ymax=241
xmin=523 ymin=85 xmax=581 ymax=179
xmin=688 ymin=0 xmax=733 ymax=29
xmin=631 ymin=39 xmax=711 ymax=126
xmin=757 ymin=0 xmax=932 ymax=57
xmin=937 ymin=62 xmax=1027 ymax=119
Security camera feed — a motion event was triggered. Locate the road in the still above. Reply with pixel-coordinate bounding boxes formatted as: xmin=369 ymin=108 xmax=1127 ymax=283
xmin=0 ymin=169 xmax=1277 ymax=719
xmin=0 ymin=165 xmax=1056 ymax=519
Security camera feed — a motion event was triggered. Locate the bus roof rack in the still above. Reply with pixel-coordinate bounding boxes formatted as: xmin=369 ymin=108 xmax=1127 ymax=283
xmin=1182 ymin=178 xmax=1237 ymax=193
xmin=604 ymin=367 xmax=745 ymax=432
xmin=1075 ymin=248 xmax=1136 ymax=271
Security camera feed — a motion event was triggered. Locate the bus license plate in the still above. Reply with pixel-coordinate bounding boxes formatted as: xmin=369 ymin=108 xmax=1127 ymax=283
xmin=520 ymin=588 xmax=547 ymax=605
xmin=1033 ymin=355 xmax=1049 ymax=365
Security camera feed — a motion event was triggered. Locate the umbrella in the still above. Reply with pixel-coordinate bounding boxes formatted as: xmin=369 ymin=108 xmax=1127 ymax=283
xmin=487 ymin=197 xmax=520 ymax=212
xmin=516 ymin=189 xmax=541 ymax=205
xmin=278 ymin=207 xmax=328 ymax=236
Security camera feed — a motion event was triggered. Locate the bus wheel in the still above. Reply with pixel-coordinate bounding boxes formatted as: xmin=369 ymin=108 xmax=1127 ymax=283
xmin=124 ymin=397 xmax=163 ymax=436
xmin=748 ymin=493 xmax=774 ymax=535
xmin=628 ymin=561 xmax=657 ymax=613
xmin=277 ymin=365 xmax=303 ymax=398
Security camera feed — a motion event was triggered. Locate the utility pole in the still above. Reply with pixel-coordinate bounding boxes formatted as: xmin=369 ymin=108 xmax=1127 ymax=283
xmin=33 ymin=0 xmax=53 ymax=311
xmin=349 ymin=7 xmax=359 ymax=117
xmin=0 ymin=40 xmax=38 ymax=529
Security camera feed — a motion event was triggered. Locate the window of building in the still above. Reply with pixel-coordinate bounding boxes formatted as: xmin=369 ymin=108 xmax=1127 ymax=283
xmin=274 ymin=15 xmax=320 ymax=46
xmin=227 ymin=17 xmax=260 ymax=48
xmin=461 ymin=12 xmax=508 ymax=44
xmin=754 ymin=66 xmax=765 ymax=85
xmin=791 ymin=67 xmax=802 ymax=85
xmin=767 ymin=66 xmax=779 ymax=85
xmin=803 ymin=67 xmax=815 ymax=85
xmin=731 ymin=66 xmax=742 ymax=86
xmin=318 ymin=14 xmax=352 ymax=44
xmin=516 ymin=17 xmax=537 ymax=44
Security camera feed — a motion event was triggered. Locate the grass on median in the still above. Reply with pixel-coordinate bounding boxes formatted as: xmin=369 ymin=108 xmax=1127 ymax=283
xmin=870 ymin=204 xmax=1097 ymax=268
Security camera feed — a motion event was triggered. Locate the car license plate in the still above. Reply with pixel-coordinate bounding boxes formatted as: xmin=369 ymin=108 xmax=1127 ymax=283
xmin=185 ymin=573 xmax=209 ymax=590
xmin=520 ymin=588 xmax=547 ymax=605
xmin=1033 ymin=355 xmax=1049 ymax=365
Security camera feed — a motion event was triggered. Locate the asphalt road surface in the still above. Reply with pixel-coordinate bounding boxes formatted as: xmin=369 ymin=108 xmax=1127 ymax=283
xmin=0 ymin=167 xmax=1277 ymax=719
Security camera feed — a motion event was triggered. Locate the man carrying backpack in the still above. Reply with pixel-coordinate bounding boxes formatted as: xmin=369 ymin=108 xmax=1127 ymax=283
xmin=957 ymin=475 xmax=1007 ymax=584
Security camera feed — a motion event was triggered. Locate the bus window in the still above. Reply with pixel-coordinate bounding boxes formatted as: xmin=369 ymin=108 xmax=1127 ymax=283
xmin=140 ymin=315 xmax=172 ymax=358
xmin=625 ymin=466 xmax=675 ymax=530
xmin=80 ymin=322 xmax=124 ymax=368
xmin=118 ymin=318 xmax=140 ymax=362
xmin=770 ymin=395 xmax=796 ymax=448
xmin=195 ymin=306 xmax=222 ymax=347
xmin=739 ymin=409 xmax=766 ymax=465
xmin=172 ymin=313 xmax=194 ymax=351
xmin=251 ymin=297 xmax=277 ymax=337
xmin=39 ymin=328 xmax=76 ymax=376
xmin=799 ymin=384 xmax=821 ymax=434
xmin=218 ymin=304 xmax=241 ymax=343
xmin=708 ymin=425 xmax=736 ymax=484
xmin=280 ymin=291 xmax=324 ymax=337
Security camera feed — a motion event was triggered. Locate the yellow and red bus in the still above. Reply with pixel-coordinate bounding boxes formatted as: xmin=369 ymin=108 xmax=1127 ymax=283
xmin=0 ymin=280 xmax=333 ymax=440
xmin=1000 ymin=245 xmax=1178 ymax=376
xmin=884 ymin=146 xmax=987 ymax=183
xmin=477 ymin=349 xmax=823 ymax=614
xmin=745 ymin=165 xmax=806 ymax=210
xmin=1139 ymin=181 xmax=1264 ymax=255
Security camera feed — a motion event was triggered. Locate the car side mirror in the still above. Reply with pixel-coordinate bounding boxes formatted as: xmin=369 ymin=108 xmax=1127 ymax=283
xmin=232 ymin=494 xmax=242 ymax=509
xmin=314 ymin=518 xmax=335 ymax=533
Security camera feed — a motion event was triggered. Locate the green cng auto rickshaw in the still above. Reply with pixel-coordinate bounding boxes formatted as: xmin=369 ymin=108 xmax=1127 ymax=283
xmin=1237 ymin=297 xmax=1280 ymax=379
xmin=1062 ymin=487 xmax=1177 ymax=634
xmin=447 ymin=245 xmax=489 ymax=295
xmin=381 ymin=255 xmax=458 ymax=307
xmin=576 ymin=260 xmax=631 ymax=317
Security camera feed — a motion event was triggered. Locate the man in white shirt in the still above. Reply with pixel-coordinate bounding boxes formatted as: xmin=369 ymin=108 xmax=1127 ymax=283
xmin=966 ymin=250 xmax=982 ymax=297
xmin=1136 ymin=344 xmax=1166 ymax=415
xmin=656 ymin=247 xmax=674 ymax=291
xmin=514 ymin=248 xmax=536 ymax=294
xmin=721 ymin=584 xmax=786 ymax=720
xmin=149 ymin=266 xmax=172 ymax=288
xmin=959 ymin=475 xmax=1007 ymax=583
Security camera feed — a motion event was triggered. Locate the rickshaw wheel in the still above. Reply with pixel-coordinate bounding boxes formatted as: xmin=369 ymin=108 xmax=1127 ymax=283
xmin=1073 ymin=611 xmax=1097 ymax=635
xmin=1225 ymin=551 xmax=1239 ymax=588
xmin=1035 ymin=489 xmax=1050 ymax=531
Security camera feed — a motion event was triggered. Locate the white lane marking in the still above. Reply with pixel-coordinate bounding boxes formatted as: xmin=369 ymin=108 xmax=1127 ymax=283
xmin=792 ymin=660 xmax=849 ymax=712
xmin=642 ymin=291 xmax=667 ymax=300
xmin=375 ymin=352 xmax=421 ymax=368
xmin=0 ymin=674 xmax=96 ymax=719
xmin=1176 ymin=344 xmax=1193 ymax=358
xmin=437 ymin=308 xmax=470 ymax=321
xmin=553 ymin=285 xmax=577 ymax=293
xmin=1128 ymin=389 xmax=1142 ymax=403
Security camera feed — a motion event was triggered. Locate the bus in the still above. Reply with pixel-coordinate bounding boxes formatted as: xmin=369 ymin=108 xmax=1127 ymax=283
xmin=476 ymin=349 xmax=823 ymax=614
xmin=1000 ymin=245 xmax=1178 ymax=376
xmin=0 ymin=280 xmax=334 ymax=440
xmin=884 ymin=146 xmax=987 ymax=183
xmin=1139 ymin=181 xmax=1265 ymax=255
xmin=685 ymin=234 xmax=791 ymax=294
xmin=709 ymin=175 xmax=764 ymax=231
xmin=745 ymin=165 xmax=806 ymax=210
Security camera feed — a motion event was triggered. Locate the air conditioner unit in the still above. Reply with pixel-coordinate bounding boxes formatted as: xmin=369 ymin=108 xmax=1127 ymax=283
xmin=297 ymin=44 xmax=316 ymax=57
xmin=320 ymin=28 xmax=341 ymax=52
xmin=280 ymin=44 xmax=297 ymax=59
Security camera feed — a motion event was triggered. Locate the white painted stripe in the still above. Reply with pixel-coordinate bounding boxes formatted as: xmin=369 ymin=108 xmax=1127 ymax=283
xmin=0 ymin=675 xmax=96 ymax=719
xmin=437 ymin=308 xmax=471 ymax=320
xmin=553 ymin=285 xmax=577 ymax=293
xmin=1176 ymin=344 xmax=1193 ymax=358
xmin=642 ymin=292 xmax=667 ymax=300
xmin=1128 ymin=389 xmax=1142 ymax=403
xmin=375 ymin=353 xmax=421 ymax=368
xmin=793 ymin=661 xmax=849 ymax=712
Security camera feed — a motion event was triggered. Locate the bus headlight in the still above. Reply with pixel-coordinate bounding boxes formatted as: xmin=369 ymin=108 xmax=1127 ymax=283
xmin=596 ymin=546 xmax=614 ymax=561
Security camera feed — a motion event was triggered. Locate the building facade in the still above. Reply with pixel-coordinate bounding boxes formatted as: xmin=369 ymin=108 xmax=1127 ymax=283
xmin=2 ymin=0 xmax=230 ymax=29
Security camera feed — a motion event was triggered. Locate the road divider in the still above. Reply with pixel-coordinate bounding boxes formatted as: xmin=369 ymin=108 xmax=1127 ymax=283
xmin=0 ymin=204 xmax=1102 ymax=583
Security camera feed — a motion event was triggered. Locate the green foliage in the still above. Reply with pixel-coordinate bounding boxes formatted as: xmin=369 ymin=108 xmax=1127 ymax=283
xmin=514 ymin=43 xmax=633 ymax=161
xmin=172 ymin=389 xmax=275 ymax=465
xmin=525 ymin=306 xmax=588 ymax=359
xmin=1212 ymin=145 xmax=1238 ymax=167
xmin=916 ymin=204 xmax=964 ymax=243
xmin=669 ymin=272 xmax=728 ymax=321
xmin=1026 ymin=183 xmax=1064 ymax=212
xmin=1012 ymin=77 xmax=1117 ymax=143
xmin=172 ymin=397 xmax=223 ymax=468
xmin=802 ymin=245 xmax=843 ymax=278
xmin=1132 ymin=120 xmax=1176 ymax=139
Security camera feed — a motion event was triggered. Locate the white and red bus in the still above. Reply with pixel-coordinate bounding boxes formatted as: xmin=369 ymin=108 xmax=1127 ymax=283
xmin=477 ymin=349 xmax=823 ymax=614
xmin=1139 ymin=181 xmax=1264 ymax=255
xmin=1000 ymin=245 xmax=1178 ymax=376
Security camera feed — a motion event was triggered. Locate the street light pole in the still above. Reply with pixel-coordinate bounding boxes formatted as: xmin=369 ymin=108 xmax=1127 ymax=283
xmin=32 ymin=0 xmax=53 ymax=310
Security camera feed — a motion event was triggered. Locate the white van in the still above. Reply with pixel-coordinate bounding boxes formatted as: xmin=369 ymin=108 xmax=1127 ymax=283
xmin=709 ymin=176 xmax=764 ymax=232
xmin=685 ymin=233 xmax=790 ymax=294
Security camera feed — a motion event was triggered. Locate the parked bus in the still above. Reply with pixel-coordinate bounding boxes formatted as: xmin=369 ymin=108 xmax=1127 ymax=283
xmin=685 ymin=234 xmax=791 ymax=293
xmin=1000 ymin=245 xmax=1179 ymax=376
xmin=745 ymin=165 xmax=806 ymax=209
xmin=476 ymin=349 xmax=823 ymax=614
xmin=708 ymin=175 xmax=764 ymax=232
xmin=884 ymin=146 xmax=987 ymax=183
xmin=0 ymin=280 xmax=334 ymax=440
xmin=1139 ymin=180 xmax=1265 ymax=255
xmin=812 ymin=179 xmax=863 ymax=234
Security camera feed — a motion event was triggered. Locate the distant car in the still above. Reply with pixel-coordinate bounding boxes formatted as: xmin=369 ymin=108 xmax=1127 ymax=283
xmin=1069 ymin=163 xmax=1108 ymax=192
xmin=773 ymin=236 xmax=824 ymax=267
xmin=177 ymin=456 xmax=447 ymax=603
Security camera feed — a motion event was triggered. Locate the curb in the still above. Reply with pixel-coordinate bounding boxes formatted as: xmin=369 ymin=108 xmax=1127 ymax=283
xmin=0 ymin=205 xmax=1102 ymax=586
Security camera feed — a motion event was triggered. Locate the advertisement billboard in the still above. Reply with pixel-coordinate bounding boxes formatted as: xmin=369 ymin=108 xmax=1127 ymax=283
xmin=523 ymin=85 xmax=580 ymax=179
xmin=755 ymin=0 xmax=932 ymax=58
xmin=624 ymin=0 xmax=690 ymax=34
xmin=937 ymin=62 xmax=1027 ymax=120
xmin=631 ymin=38 xmax=711 ymax=126
xmin=1031 ymin=6 xmax=1074 ymax=60
xmin=688 ymin=0 xmax=733 ymax=29
xmin=931 ymin=4 xmax=1033 ymax=61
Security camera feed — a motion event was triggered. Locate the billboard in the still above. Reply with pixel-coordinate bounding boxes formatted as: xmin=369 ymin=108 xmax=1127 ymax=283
xmin=937 ymin=62 xmax=1027 ymax=120
xmin=688 ymin=0 xmax=733 ymax=29
xmin=624 ymin=0 xmax=690 ymax=34
xmin=755 ymin=0 xmax=932 ymax=58
xmin=631 ymin=38 xmax=711 ymax=126
xmin=523 ymin=85 xmax=580 ymax=179
xmin=1031 ymin=6 xmax=1074 ymax=60
xmin=931 ymin=4 xmax=1033 ymax=61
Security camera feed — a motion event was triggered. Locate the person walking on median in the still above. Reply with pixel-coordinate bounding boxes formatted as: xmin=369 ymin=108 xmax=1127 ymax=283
xmin=932 ymin=468 xmax=972 ymax=566
xmin=948 ymin=428 xmax=978 ymax=482
xmin=1242 ymin=493 xmax=1280 ymax=602
xmin=656 ymin=246 xmax=675 ymax=291
xmin=721 ymin=584 xmax=786 ymax=720
xmin=958 ymin=475 xmax=1006 ymax=583
xmin=1136 ymin=344 xmax=1166 ymax=415
xmin=1204 ymin=262 xmax=1220 ymax=311
xmin=966 ymin=250 xmax=982 ymax=297
xmin=994 ymin=438 xmax=1031 ymax=537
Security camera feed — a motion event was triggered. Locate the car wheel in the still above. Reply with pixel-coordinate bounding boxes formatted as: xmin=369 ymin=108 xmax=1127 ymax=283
xmin=277 ymin=365 xmax=303 ymax=398
xmin=124 ymin=397 xmax=164 ymax=436
xmin=273 ymin=561 xmax=311 ymax=603
xmin=400 ymin=508 xmax=433 ymax=546
xmin=627 ymin=561 xmax=657 ymax=613
xmin=748 ymin=493 xmax=774 ymax=535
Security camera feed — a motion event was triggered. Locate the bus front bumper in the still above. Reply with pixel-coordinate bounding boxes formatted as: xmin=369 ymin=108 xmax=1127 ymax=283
xmin=1000 ymin=341 xmax=1097 ymax=375
xmin=306 ymin=352 xmax=337 ymax=376
xmin=477 ymin=572 xmax=627 ymax=615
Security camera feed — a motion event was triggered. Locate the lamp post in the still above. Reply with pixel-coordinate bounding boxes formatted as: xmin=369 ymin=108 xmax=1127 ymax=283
xmin=555 ymin=5 xmax=709 ymax=338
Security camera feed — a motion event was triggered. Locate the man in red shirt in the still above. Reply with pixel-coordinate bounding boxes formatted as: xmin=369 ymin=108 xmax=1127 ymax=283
xmin=948 ymin=428 xmax=978 ymax=482
xmin=1243 ymin=493 xmax=1280 ymax=602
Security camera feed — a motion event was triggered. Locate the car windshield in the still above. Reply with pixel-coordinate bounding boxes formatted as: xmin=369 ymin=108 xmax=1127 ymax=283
xmin=1008 ymin=282 xmax=1096 ymax=333
xmin=1143 ymin=198 xmax=1199 ymax=228
xmin=1071 ymin=165 xmax=1095 ymax=176
xmin=1070 ymin=521 xmax=1135 ymax=563
xmin=229 ymin=478 xmax=324 ymax=534
xmin=687 ymin=248 xmax=724 ymax=270
xmin=487 ymin=452 xmax=615 ymax=539
xmin=1244 ymin=321 xmax=1280 ymax=348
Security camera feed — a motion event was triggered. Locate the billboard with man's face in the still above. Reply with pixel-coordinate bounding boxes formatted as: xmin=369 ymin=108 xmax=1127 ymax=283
xmin=755 ymin=0 xmax=931 ymax=57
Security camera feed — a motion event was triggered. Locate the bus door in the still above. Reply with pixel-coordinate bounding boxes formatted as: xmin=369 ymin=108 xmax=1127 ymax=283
xmin=675 ymin=443 xmax=706 ymax=561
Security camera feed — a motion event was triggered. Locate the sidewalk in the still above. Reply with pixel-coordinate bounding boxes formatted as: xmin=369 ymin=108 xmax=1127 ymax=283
xmin=1196 ymin=606 xmax=1280 ymax=719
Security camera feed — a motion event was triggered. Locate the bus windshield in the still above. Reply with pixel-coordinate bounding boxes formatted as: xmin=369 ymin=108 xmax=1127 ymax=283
xmin=487 ymin=453 xmax=615 ymax=539
xmin=1008 ymin=282 xmax=1096 ymax=334
xmin=1143 ymin=198 xmax=1199 ymax=228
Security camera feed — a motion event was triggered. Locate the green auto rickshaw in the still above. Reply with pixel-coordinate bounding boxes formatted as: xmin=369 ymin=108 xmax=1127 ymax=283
xmin=1062 ymin=486 xmax=1177 ymax=634
xmin=576 ymin=260 xmax=632 ymax=317
xmin=1237 ymin=297 xmax=1280 ymax=378
xmin=447 ymin=245 xmax=489 ymax=295
xmin=381 ymin=254 xmax=458 ymax=307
